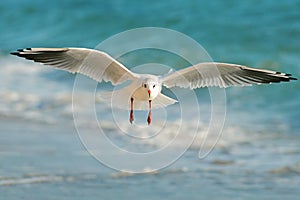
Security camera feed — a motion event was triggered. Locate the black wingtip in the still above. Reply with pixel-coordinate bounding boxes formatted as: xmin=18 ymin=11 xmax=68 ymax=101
xmin=275 ymin=71 xmax=297 ymax=80
xmin=10 ymin=48 xmax=33 ymax=56
xmin=286 ymin=73 xmax=297 ymax=81
xmin=10 ymin=51 xmax=20 ymax=56
xmin=11 ymin=48 xmax=23 ymax=56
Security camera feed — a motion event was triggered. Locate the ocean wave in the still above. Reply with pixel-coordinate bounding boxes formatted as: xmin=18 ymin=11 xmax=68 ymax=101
xmin=0 ymin=173 xmax=102 ymax=187
xmin=0 ymin=174 xmax=63 ymax=187
xmin=269 ymin=162 xmax=300 ymax=175
xmin=0 ymin=89 xmax=74 ymax=124
xmin=0 ymin=84 xmax=294 ymax=154
xmin=0 ymin=166 xmax=190 ymax=187
xmin=110 ymin=166 xmax=189 ymax=178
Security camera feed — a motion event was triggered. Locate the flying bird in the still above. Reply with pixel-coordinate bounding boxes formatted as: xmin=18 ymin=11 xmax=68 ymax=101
xmin=11 ymin=48 xmax=297 ymax=125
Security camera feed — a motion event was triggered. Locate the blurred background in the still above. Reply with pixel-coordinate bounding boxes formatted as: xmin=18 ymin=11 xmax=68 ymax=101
xmin=0 ymin=0 xmax=299 ymax=199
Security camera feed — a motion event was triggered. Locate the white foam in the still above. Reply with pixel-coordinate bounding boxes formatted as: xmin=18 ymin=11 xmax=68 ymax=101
xmin=0 ymin=175 xmax=63 ymax=186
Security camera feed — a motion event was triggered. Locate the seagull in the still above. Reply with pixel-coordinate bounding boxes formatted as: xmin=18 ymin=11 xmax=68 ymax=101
xmin=11 ymin=48 xmax=297 ymax=125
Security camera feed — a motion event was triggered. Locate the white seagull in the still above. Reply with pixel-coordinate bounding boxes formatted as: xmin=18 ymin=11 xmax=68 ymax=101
xmin=11 ymin=48 xmax=297 ymax=125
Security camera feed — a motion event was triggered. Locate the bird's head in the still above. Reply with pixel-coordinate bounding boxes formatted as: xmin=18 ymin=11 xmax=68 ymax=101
xmin=142 ymin=79 xmax=161 ymax=100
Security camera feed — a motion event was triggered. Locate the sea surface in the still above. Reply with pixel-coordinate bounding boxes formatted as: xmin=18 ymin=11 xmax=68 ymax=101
xmin=1 ymin=0 xmax=300 ymax=199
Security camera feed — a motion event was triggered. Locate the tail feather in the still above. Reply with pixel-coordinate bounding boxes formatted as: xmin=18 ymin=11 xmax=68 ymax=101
xmin=99 ymin=90 xmax=177 ymax=110
xmin=153 ymin=93 xmax=178 ymax=108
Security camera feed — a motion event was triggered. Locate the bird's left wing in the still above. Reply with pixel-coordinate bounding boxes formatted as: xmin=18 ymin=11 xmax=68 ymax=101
xmin=11 ymin=48 xmax=138 ymax=85
xmin=161 ymin=62 xmax=297 ymax=89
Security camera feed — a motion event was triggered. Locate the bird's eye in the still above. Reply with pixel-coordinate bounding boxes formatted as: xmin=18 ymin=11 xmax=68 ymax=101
xmin=144 ymin=84 xmax=147 ymax=88
xmin=153 ymin=85 xmax=156 ymax=88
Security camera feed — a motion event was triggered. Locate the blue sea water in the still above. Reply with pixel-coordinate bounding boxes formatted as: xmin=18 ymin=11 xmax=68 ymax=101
xmin=1 ymin=0 xmax=300 ymax=199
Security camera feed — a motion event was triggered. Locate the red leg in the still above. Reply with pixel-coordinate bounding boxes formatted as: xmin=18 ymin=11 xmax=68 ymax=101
xmin=147 ymin=100 xmax=152 ymax=125
xmin=130 ymin=97 xmax=134 ymax=124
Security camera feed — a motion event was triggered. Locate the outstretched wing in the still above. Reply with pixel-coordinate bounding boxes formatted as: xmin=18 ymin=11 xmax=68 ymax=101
xmin=162 ymin=62 xmax=297 ymax=89
xmin=11 ymin=48 xmax=138 ymax=85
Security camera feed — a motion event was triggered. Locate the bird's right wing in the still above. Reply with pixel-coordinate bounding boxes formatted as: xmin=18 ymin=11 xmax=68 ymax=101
xmin=11 ymin=48 xmax=138 ymax=85
xmin=162 ymin=62 xmax=296 ymax=89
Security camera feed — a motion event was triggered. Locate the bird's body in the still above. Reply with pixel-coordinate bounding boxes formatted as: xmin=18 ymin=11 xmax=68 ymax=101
xmin=11 ymin=47 xmax=297 ymax=125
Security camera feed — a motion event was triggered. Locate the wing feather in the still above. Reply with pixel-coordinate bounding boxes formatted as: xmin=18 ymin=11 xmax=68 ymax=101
xmin=11 ymin=47 xmax=138 ymax=85
xmin=162 ymin=62 xmax=296 ymax=88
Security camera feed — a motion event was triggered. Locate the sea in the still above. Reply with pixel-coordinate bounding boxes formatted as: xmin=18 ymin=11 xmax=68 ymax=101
xmin=0 ymin=0 xmax=300 ymax=199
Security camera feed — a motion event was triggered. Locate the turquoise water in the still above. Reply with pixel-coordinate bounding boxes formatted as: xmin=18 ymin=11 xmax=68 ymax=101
xmin=1 ymin=0 xmax=300 ymax=199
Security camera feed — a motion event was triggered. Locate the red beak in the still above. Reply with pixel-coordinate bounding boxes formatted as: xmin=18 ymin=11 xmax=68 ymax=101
xmin=148 ymin=90 xmax=151 ymax=97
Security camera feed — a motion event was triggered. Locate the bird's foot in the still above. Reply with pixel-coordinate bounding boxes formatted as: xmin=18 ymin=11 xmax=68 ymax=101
xmin=130 ymin=110 xmax=134 ymax=124
xmin=147 ymin=113 xmax=152 ymax=125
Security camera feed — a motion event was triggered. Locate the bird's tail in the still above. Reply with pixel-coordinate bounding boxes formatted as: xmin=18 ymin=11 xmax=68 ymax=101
xmin=98 ymin=90 xmax=177 ymax=110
